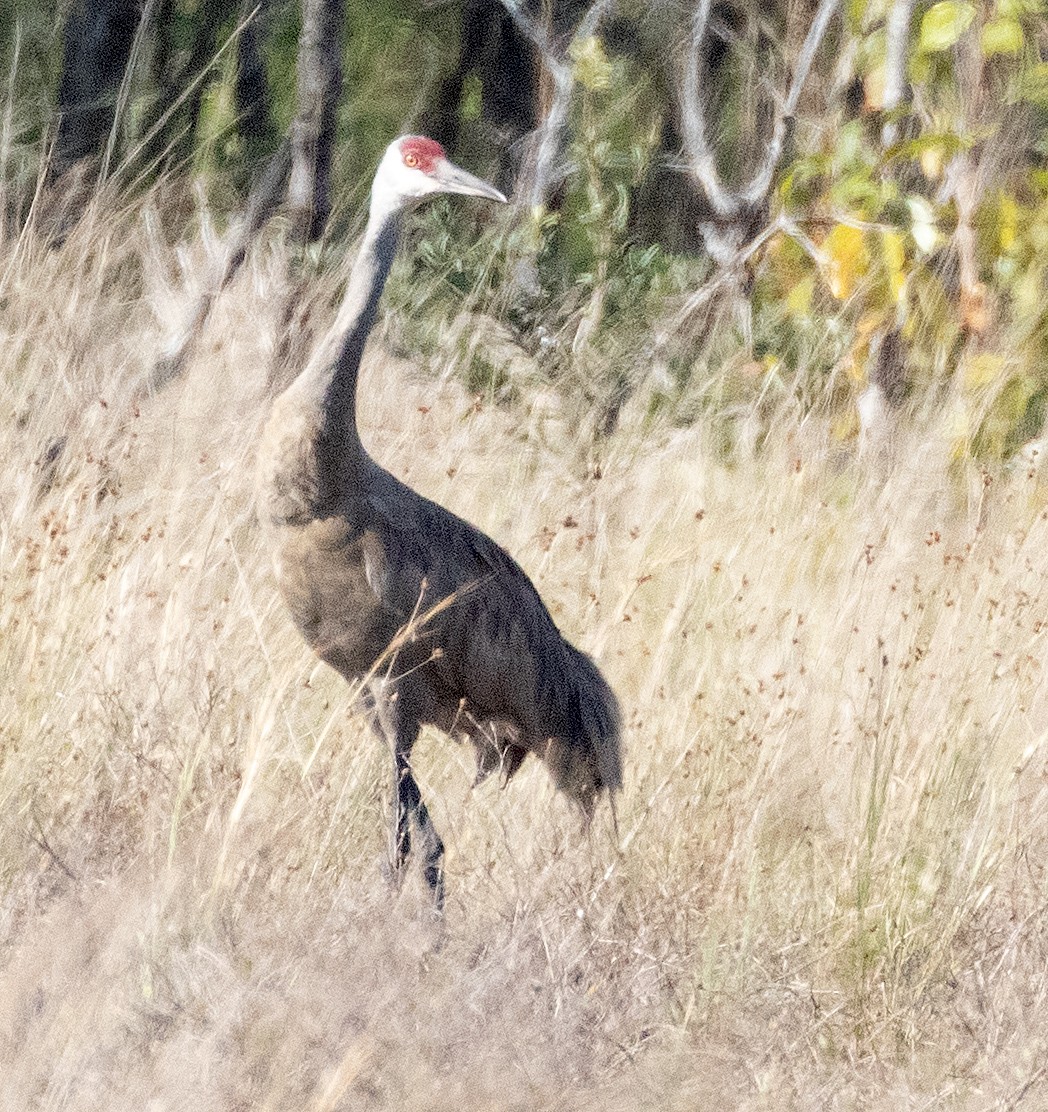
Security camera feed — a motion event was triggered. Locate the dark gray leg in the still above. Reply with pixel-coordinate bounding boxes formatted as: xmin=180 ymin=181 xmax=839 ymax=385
xmin=373 ymin=681 xmax=445 ymax=909
xmin=394 ymin=748 xmax=445 ymax=910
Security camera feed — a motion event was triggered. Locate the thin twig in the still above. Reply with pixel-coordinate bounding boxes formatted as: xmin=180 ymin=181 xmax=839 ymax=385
xmin=881 ymin=0 xmax=917 ymax=148
xmin=583 ymin=732 xmax=699 ymax=914
xmin=681 ymin=0 xmax=840 ymax=218
xmin=101 ymin=0 xmax=159 ymax=183
xmin=497 ymin=0 xmax=614 ymax=209
xmin=742 ymin=0 xmax=840 ymax=207
xmin=29 ymin=811 xmax=80 ymax=883
xmin=997 ymin=1062 xmax=1048 ymax=1112
xmin=113 ymin=6 xmax=261 ymax=191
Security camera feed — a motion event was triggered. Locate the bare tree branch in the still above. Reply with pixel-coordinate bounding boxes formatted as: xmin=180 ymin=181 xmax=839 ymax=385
xmin=496 ymin=0 xmax=614 ymax=209
xmin=742 ymin=0 xmax=839 ymax=207
xmin=33 ymin=8 xmax=283 ymax=503
xmin=680 ymin=0 xmax=735 ymax=219
xmin=881 ymin=0 xmax=916 ymax=148
xmin=144 ymin=139 xmax=291 ymax=397
xmin=680 ymin=0 xmax=840 ymax=222
xmin=664 ymin=214 xmax=790 ymax=334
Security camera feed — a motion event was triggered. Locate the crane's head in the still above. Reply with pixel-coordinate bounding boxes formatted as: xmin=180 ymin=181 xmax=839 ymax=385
xmin=372 ymin=136 xmax=507 ymax=212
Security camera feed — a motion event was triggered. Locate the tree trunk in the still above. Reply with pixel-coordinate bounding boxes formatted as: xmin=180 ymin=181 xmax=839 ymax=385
xmin=52 ymin=0 xmax=141 ymax=176
xmin=141 ymin=0 xmax=240 ymax=175
xmin=288 ymin=0 xmax=345 ymax=244
xmin=235 ymin=0 xmax=278 ymax=172
xmin=880 ymin=0 xmax=916 ymax=149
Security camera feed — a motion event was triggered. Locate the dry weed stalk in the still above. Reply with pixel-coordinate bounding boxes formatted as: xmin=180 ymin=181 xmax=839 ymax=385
xmin=0 ymin=196 xmax=1047 ymax=1109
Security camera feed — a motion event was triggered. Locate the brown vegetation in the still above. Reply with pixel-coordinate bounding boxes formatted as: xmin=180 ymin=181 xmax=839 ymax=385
xmin=2 ymin=196 xmax=1048 ymax=1109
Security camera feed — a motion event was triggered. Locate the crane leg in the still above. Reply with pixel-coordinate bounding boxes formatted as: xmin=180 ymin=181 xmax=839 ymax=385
xmin=370 ymin=678 xmax=446 ymax=909
xmin=394 ymin=747 xmax=445 ymax=910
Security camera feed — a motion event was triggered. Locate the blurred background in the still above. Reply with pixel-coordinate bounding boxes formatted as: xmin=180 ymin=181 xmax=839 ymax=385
xmin=5 ymin=0 xmax=1048 ymax=462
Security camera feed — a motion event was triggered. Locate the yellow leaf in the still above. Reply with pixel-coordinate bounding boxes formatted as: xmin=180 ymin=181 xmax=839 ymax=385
xmin=882 ymin=232 xmax=905 ymax=275
xmin=845 ymin=353 xmax=867 ymax=385
xmin=786 ymin=274 xmax=815 ymax=317
xmin=856 ymin=311 xmax=882 ymax=340
xmin=964 ymin=353 xmax=1006 ymax=389
xmin=832 ymin=409 xmax=860 ymax=441
xmin=920 ymin=145 xmax=944 ymax=180
xmin=919 ymin=1 xmax=976 ymax=53
xmin=882 ymin=230 xmax=908 ymax=302
xmin=981 ymin=16 xmax=1024 ymax=56
xmin=845 ymin=320 xmax=876 ymax=385
xmin=998 ymin=193 xmax=1019 ymax=252
xmin=823 ymin=224 xmax=867 ymax=300
xmin=570 ymin=35 xmax=613 ymax=91
xmin=1014 ymin=268 xmax=1044 ymax=317
xmin=864 ymin=65 xmax=887 ymax=110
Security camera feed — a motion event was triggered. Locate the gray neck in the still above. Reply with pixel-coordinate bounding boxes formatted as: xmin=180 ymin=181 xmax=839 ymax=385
xmin=295 ymin=203 xmax=401 ymax=452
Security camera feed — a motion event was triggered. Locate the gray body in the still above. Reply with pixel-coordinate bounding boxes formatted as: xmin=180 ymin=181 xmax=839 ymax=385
xmin=256 ymin=140 xmax=621 ymax=903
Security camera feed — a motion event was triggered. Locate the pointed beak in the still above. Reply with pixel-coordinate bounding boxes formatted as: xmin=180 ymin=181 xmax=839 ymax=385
xmin=434 ymin=159 xmax=507 ymax=204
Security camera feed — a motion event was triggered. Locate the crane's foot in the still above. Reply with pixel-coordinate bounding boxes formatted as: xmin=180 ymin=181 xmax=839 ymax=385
xmin=390 ymin=749 xmax=446 ymax=913
xmin=380 ymin=855 xmax=444 ymax=915
xmin=383 ymin=821 xmax=445 ymax=914
xmin=422 ymin=854 xmax=445 ymax=914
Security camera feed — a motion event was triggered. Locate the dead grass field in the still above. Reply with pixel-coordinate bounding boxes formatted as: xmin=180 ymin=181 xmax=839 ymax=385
xmin=2 ymin=197 xmax=1048 ymax=1111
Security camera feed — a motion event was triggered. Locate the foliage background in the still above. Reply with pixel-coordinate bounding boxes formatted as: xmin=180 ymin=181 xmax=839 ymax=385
xmin=2 ymin=0 xmax=1045 ymax=457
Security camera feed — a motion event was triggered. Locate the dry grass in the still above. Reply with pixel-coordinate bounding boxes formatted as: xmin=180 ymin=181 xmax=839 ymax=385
xmin=2 ymin=194 xmax=1048 ymax=1111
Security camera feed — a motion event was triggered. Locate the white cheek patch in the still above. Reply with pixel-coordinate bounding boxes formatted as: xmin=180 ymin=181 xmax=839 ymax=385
xmin=378 ymin=159 xmax=433 ymax=200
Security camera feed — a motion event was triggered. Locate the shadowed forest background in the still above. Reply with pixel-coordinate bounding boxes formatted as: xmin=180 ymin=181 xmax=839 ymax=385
xmin=8 ymin=0 xmax=1048 ymax=454
xmin=2 ymin=1 xmax=1048 ymax=1109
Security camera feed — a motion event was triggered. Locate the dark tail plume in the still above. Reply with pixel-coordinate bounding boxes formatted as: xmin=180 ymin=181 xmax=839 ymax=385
xmin=544 ymin=643 xmax=622 ymax=816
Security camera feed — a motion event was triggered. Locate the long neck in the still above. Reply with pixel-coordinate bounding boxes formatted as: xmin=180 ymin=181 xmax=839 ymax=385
xmin=258 ymin=200 xmax=401 ymax=526
xmin=297 ymin=200 xmax=401 ymax=438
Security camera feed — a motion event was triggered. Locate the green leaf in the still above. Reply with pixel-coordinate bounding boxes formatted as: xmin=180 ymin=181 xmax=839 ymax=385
xmin=964 ymin=353 xmax=1006 ymax=390
xmin=786 ymin=274 xmax=815 ymax=317
xmin=981 ymin=17 xmax=1024 ymax=56
xmin=998 ymin=0 xmax=1045 ymax=17
xmin=570 ymin=35 xmax=613 ymax=92
xmin=461 ymin=73 xmax=482 ymax=122
xmin=1016 ymin=62 xmax=1048 ymax=105
xmin=918 ymin=1 xmax=976 ymax=53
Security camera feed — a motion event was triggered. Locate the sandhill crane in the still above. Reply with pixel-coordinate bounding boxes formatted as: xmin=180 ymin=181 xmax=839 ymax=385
xmin=256 ymin=136 xmax=622 ymax=906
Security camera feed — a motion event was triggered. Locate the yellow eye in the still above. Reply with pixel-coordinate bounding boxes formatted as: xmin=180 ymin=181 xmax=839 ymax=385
xmin=404 ymin=152 xmax=418 ymax=168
